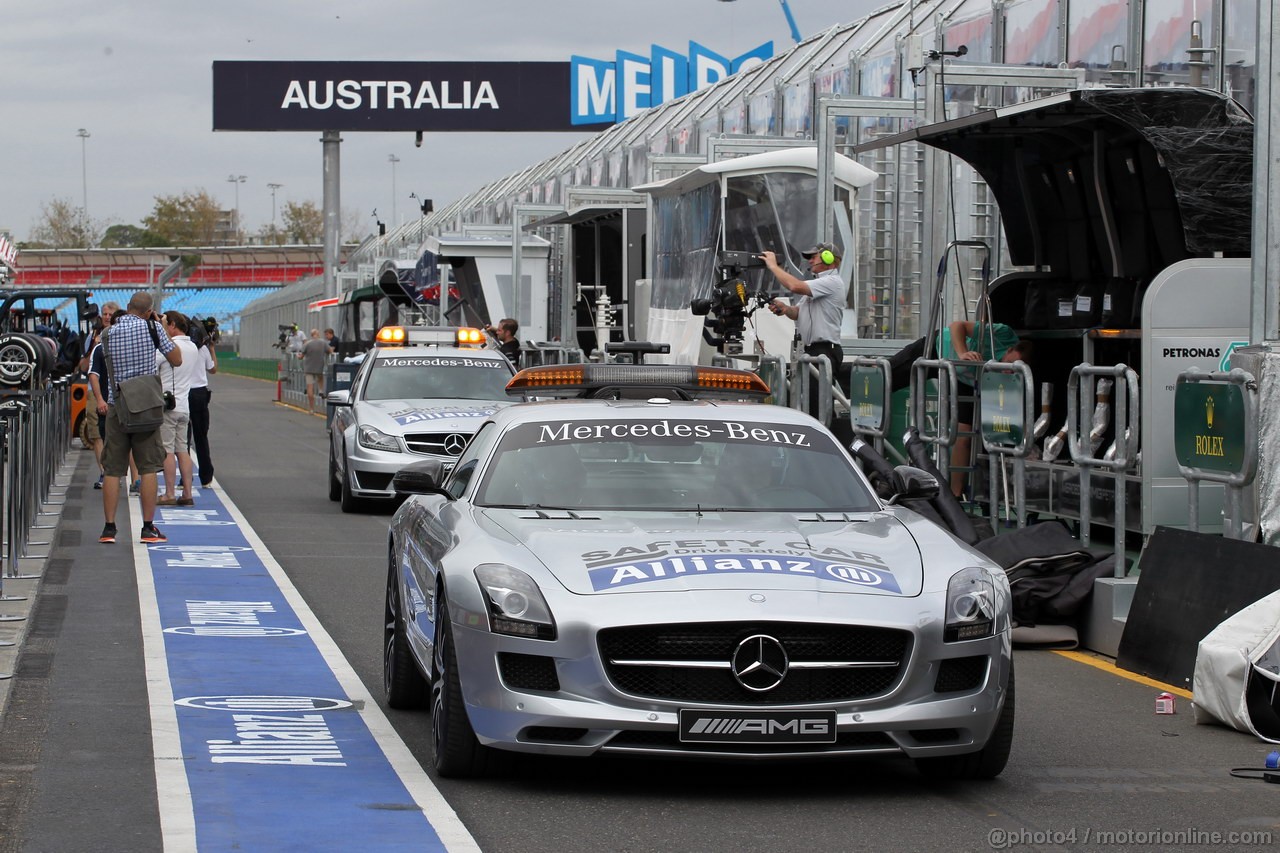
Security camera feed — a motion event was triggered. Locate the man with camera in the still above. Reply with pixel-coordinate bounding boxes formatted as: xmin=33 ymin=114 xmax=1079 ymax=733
xmin=156 ymin=311 xmax=201 ymax=507
xmin=760 ymin=243 xmax=847 ymax=418
xmin=187 ymin=317 xmax=219 ymax=489
xmin=99 ymin=292 xmax=181 ymax=545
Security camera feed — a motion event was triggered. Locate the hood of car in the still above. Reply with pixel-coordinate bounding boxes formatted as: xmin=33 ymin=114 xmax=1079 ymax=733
xmin=483 ymin=510 xmax=924 ymax=597
xmin=356 ymin=399 xmax=508 ymax=434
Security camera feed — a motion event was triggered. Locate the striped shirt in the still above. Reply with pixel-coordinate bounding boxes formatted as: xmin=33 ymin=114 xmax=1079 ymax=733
xmin=103 ymin=315 xmax=176 ymax=405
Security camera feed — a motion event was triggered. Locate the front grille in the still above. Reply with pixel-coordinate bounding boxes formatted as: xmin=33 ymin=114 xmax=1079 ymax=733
xmin=498 ymin=652 xmax=560 ymax=692
xmin=354 ymin=470 xmax=394 ymax=491
xmin=605 ymin=729 xmax=897 ymax=755
xmin=403 ymin=432 xmax=468 ymax=456
xmin=598 ymin=622 xmax=911 ymax=705
xmin=934 ymin=656 xmax=988 ymax=693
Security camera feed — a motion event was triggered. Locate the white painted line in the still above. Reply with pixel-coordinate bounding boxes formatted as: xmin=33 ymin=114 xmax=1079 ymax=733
xmin=214 ymin=485 xmax=481 ymax=853
xmin=131 ymin=496 xmax=199 ymax=853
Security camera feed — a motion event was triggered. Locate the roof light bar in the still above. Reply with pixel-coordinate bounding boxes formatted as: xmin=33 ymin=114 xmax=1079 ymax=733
xmin=376 ymin=325 xmax=408 ymax=346
xmin=505 ymin=364 xmax=770 ymax=398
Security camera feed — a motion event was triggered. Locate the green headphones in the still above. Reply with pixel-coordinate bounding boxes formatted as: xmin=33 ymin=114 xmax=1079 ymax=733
xmin=820 ymin=249 xmax=835 ymax=265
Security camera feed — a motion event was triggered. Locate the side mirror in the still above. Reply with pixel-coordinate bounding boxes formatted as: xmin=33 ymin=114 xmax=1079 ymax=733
xmin=326 ymin=389 xmax=351 ymax=406
xmin=392 ymin=459 xmax=452 ymax=497
xmin=889 ymin=465 xmax=940 ymax=503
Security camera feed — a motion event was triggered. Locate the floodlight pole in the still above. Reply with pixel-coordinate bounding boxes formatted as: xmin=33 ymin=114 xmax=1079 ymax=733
xmin=322 ymin=131 xmax=342 ymax=301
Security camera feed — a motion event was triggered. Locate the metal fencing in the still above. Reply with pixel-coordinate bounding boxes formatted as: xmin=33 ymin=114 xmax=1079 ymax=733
xmin=1 ymin=379 xmax=75 ymax=679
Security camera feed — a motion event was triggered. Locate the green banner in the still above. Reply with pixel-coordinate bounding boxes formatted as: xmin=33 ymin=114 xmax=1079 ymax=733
xmin=1174 ymin=382 xmax=1246 ymax=474
xmin=849 ymin=365 xmax=886 ymax=430
xmin=979 ymin=370 xmax=1025 ymax=448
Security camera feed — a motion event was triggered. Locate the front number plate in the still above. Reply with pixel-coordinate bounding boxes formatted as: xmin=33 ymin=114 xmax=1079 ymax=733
xmin=678 ymin=709 xmax=837 ymax=744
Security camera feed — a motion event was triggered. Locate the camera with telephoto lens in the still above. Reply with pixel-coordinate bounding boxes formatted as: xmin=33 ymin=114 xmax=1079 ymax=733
xmin=272 ymin=324 xmax=293 ymax=351
xmin=202 ymin=316 xmax=221 ymax=345
xmin=689 ymin=252 xmax=774 ymax=355
xmin=163 ymin=390 xmax=176 ymax=411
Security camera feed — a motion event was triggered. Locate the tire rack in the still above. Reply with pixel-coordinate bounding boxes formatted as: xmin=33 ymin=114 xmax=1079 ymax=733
xmin=909 ymin=358 xmax=959 ymax=478
xmin=979 ymin=360 xmax=1036 ymax=529
xmin=847 ymin=356 xmax=894 ymax=458
xmin=0 ymin=379 xmax=73 ymax=680
xmin=1067 ymin=363 xmax=1141 ymax=573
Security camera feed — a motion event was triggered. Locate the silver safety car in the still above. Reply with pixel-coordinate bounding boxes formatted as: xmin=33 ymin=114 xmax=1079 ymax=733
xmin=327 ymin=331 xmax=514 ymax=512
xmin=383 ymin=364 xmax=1013 ymax=778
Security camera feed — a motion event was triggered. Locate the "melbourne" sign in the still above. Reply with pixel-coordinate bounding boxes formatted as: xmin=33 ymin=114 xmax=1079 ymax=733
xmin=214 ymin=41 xmax=772 ymax=133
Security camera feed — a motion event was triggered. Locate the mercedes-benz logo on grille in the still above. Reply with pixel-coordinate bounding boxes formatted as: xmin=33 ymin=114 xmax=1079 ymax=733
xmin=442 ymin=434 xmax=468 ymax=455
xmin=731 ymin=634 xmax=789 ymax=692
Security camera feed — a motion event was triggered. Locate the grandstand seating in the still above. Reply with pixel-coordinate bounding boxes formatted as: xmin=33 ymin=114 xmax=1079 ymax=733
xmin=56 ymin=286 xmax=277 ymax=334
xmin=186 ymin=265 xmax=321 ymax=284
xmin=15 ymin=264 xmax=320 ymax=287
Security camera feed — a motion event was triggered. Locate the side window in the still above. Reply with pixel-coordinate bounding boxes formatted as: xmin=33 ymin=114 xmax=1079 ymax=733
xmin=445 ymin=422 xmax=498 ymax=499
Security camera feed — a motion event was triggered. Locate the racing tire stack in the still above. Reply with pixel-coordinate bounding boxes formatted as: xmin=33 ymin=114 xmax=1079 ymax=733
xmin=0 ymin=333 xmax=55 ymax=389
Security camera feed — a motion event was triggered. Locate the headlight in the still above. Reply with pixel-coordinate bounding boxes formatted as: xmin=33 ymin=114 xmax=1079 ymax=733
xmin=944 ymin=567 xmax=999 ymax=642
xmin=358 ymin=424 xmax=401 ymax=453
xmin=474 ymin=564 xmax=556 ymax=640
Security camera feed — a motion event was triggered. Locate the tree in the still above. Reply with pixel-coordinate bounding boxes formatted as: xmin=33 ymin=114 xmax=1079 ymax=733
xmin=342 ymin=207 xmax=371 ymax=244
xmin=142 ymin=190 xmax=223 ymax=246
xmin=101 ymin=224 xmax=165 ymax=248
xmin=29 ymin=196 xmax=106 ymax=248
xmin=282 ymin=200 xmax=324 ymax=244
xmin=256 ymin=223 xmax=287 ymax=246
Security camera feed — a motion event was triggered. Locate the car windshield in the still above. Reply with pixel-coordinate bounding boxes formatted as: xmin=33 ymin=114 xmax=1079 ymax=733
xmin=475 ymin=417 xmax=879 ymax=512
xmin=363 ymin=353 xmax=511 ymax=402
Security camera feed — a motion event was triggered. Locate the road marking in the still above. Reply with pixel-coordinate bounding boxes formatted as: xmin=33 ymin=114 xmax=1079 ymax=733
xmin=134 ymin=484 xmax=480 ymax=851
xmin=1054 ymin=650 xmax=1194 ymax=699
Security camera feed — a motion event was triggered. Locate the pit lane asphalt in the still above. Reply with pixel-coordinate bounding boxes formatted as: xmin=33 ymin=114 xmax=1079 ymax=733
xmin=2 ymin=373 xmax=1278 ymax=853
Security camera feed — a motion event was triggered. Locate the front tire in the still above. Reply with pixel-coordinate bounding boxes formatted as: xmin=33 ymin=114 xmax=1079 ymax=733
xmin=384 ymin=560 xmax=429 ymax=709
xmin=328 ymin=440 xmax=341 ymax=502
xmin=915 ymin=660 xmax=1015 ymax=780
xmin=430 ymin=596 xmax=504 ymax=778
xmin=339 ymin=451 xmax=363 ymax=513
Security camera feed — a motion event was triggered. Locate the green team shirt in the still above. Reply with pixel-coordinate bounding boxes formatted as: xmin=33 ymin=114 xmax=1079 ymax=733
xmin=938 ymin=322 xmax=1020 ymax=385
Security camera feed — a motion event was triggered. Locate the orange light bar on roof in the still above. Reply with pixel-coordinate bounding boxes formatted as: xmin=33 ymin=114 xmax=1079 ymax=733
xmin=694 ymin=366 xmax=771 ymax=394
xmin=505 ymin=363 xmax=768 ymax=398
xmin=375 ymin=325 xmax=407 ymax=346
xmin=456 ymin=327 xmax=484 ymax=346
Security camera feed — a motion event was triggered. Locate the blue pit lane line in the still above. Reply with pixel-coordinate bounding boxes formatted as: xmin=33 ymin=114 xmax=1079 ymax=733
xmin=129 ymin=486 xmax=479 ymax=852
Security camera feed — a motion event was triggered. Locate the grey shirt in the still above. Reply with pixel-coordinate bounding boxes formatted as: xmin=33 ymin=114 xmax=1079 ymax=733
xmin=300 ymin=338 xmax=329 ymax=374
xmin=794 ymin=269 xmax=846 ymax=346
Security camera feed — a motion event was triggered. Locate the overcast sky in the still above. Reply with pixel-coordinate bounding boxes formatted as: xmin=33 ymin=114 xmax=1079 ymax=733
xmin=1 ymin=0 xmax=888 ymax=244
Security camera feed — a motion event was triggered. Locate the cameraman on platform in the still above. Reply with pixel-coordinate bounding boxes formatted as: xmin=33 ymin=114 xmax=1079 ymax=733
xmin=760 ymin=243 xmax=846 ymax=415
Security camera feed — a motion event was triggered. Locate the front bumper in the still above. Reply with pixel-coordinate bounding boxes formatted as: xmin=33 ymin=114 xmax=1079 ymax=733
xmin=450 ymin=589 xmax=1011 ymax=761
xmin=346 ymin=443 xmax=449 ymax=499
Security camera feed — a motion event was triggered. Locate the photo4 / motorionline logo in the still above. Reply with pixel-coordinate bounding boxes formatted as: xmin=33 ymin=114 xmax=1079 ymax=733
xmin=571 ymin=40 xmax=773 ymax=124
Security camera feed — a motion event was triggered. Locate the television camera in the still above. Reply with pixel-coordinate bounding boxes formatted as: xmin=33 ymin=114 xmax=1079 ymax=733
xmin=188 ymin=316 xmax=221 ymax=348
xmin=690 ymin=251 xmax=776 ymax=356
xmin=272 ymin=323 xmax=297 ymax=352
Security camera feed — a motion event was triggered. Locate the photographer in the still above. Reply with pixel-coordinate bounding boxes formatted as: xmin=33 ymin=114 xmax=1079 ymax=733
xmin=99 ymin=292 xmax=180 ymax=545
xmin=188 ymin=317 xmax=218 ymax=489
xmin=761 ymin=243 xmax=846 ymax=417
xmin=155 ymin=311 xmax=200 ymax=507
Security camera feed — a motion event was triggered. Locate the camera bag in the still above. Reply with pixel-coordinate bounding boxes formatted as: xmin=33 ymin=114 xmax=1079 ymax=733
xmin=104 ymin=323 xmax=167 ymax=434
